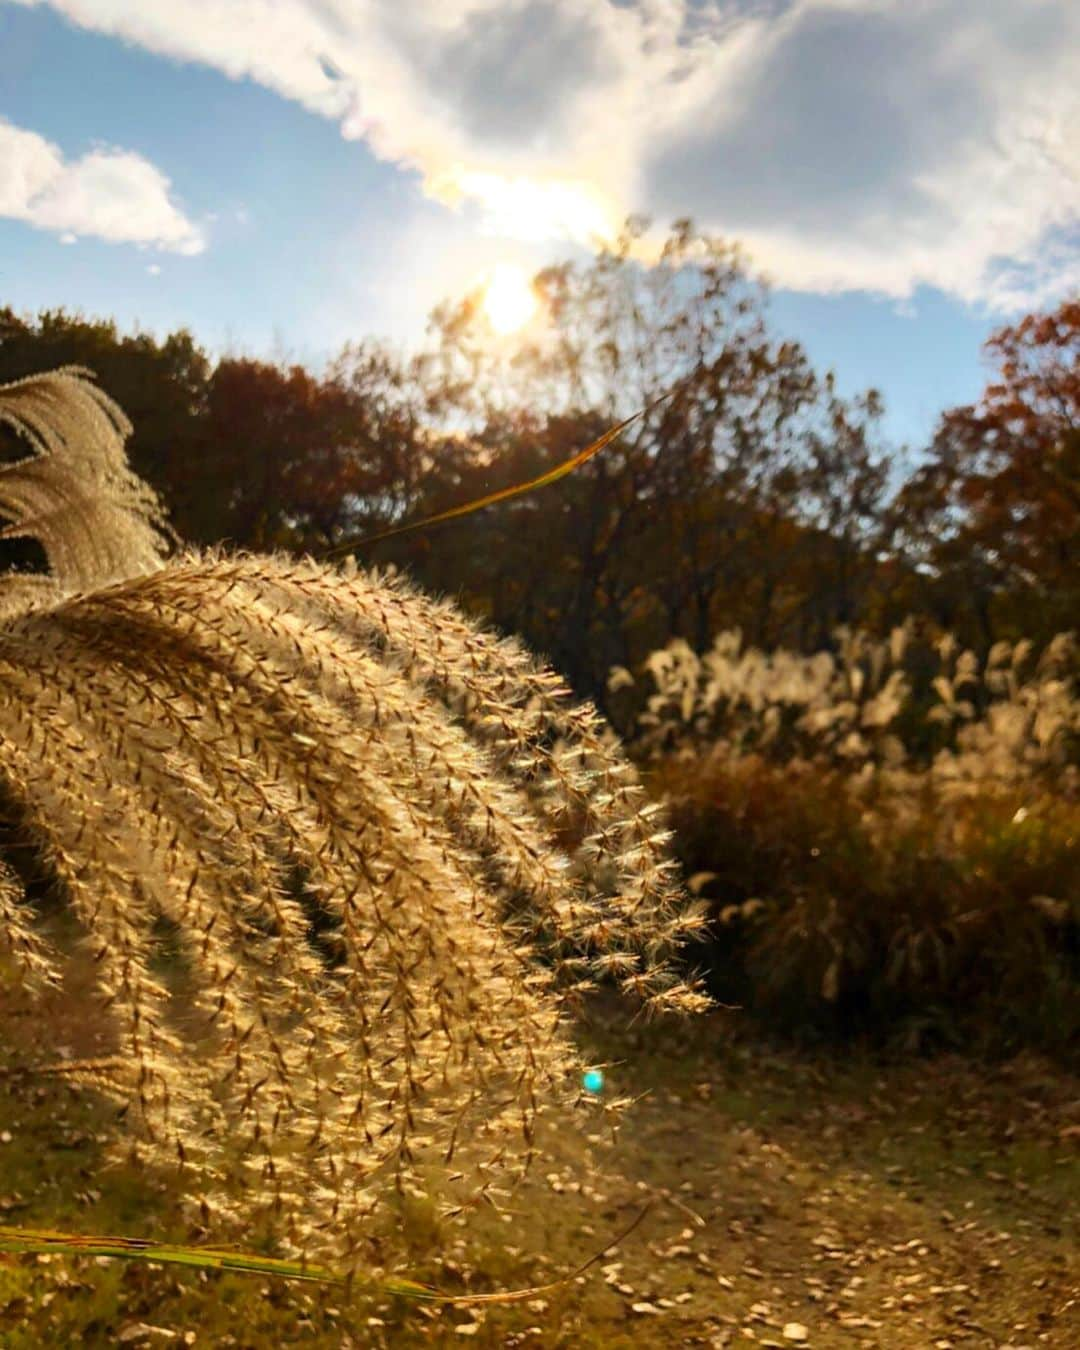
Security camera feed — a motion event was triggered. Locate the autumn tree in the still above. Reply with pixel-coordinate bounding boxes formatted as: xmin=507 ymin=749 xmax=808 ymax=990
xmin=898 ymin=298 xmax=1079 ymax=642
xmin=783 ymin=377 xmax=893 ymax=648
xmin=0 ymin=231 xmax=897 ymax=702
xmin=394 ymin=219 xmax=891 ymax=700
xmin=0 ymin=307 xmax=209 ymax=539
xmin=0 ymin=310 xmax=434 ymax=560
xmin=194 ymin=356 xmax=386 ymax=551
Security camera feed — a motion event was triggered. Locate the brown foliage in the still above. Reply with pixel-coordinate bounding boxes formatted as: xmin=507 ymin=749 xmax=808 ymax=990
xmin=899 ymin=298 xmax=1079 ymax=637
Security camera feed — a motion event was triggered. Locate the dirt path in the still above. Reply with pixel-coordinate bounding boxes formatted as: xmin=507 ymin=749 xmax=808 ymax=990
xmin=499 ymin=1010 xmax=1079 ymax=1348
xmin=0 ymin=986 xmax=1076 ymax=1347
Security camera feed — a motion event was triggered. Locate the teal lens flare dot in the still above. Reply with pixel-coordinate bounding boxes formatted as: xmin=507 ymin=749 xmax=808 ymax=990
xmin=582 ymin=1069 xmax=604 ymax=1094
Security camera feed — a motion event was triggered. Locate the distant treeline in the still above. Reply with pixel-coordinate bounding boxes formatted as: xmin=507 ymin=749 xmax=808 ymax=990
xmin=2 ymin=221 xmax=1076 ymax=710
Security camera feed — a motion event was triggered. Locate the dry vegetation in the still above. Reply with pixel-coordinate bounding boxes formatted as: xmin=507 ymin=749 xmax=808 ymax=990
xmin=0 ymin=980 xmax=1077 ymax=1346
xmin=610 ymin=625 xmax=1079 ymax=1056
xmin=0 ymin=367 xmax=707 ymax=1273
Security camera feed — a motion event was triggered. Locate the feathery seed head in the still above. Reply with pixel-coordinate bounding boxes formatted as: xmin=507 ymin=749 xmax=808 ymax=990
xmin=0 ymin=368 xmax=707 ymax=1265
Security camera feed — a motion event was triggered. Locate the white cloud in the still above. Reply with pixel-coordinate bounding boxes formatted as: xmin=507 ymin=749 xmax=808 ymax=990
xmin=8 ymin=0 xmax=1078 ymax=310
xmin=0 ymin=116 xmax=204 ymax=252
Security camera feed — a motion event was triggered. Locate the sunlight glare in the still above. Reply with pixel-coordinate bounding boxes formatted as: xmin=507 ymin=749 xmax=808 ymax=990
xmin=481 ymin=263 xmax=538 ymax=335
xmin=448 ymin=170 xmax=618 ymax=246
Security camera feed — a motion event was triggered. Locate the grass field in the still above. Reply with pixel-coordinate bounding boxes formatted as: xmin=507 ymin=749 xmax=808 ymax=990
xmin=0 ymin=970 xmax=1076 ymax=1348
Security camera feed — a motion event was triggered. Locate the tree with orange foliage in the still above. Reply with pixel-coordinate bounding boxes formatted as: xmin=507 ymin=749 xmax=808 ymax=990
xmin=899 ymin=299 xmax=1079 ymax=641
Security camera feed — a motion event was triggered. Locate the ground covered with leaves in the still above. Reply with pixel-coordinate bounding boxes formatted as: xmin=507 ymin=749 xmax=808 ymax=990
xmin=0 ymin=978 xmax=1076 ymax=1348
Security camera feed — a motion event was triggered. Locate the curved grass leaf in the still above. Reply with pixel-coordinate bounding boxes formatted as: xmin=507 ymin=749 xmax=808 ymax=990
xmin=0 ymin=1225 xmax=341 ymax=1284
xmin=0 ymin=1205 xmax=649 ymax=1303
xmin=322 ymin=395 xmax=670 ymax=559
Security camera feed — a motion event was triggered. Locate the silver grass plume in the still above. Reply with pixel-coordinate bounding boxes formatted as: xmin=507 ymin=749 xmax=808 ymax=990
xmin=0 ymin=368 xmax=708 ymax=1266
xmin=0 ymin=366 xmax=172 ymax=619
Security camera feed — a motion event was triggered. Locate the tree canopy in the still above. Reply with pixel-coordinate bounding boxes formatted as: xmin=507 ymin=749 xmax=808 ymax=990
xmin=2 ymin=227 xmax=1074 ymax=706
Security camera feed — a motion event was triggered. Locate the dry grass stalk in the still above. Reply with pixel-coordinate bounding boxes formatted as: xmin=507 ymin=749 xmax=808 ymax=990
xmin=0 ymin=368 xmax=707 ymax=1267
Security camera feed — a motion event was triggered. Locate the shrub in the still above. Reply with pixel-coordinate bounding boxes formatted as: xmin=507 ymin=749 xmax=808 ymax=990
xmin=615 ymin=627 xmax=1079 ymax=1059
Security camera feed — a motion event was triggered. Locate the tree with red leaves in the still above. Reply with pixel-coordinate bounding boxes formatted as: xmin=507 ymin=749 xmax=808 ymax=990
xmin=899 ymin=299 xmax=1079 ymax=640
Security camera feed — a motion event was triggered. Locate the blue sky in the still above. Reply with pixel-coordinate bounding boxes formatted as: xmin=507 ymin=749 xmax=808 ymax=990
xmin=1 ymin=1 xmax=1077 ymax=455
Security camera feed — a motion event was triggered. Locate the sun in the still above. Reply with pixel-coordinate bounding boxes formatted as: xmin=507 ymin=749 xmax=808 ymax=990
xmin=481 ymin=263 xmax=538 ymax=335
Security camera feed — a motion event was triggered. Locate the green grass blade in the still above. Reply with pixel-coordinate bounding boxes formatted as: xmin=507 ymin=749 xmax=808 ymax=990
xmin=0 ymin=1204 xmax=650 ymax=1303
xmin=0 ymin=1225 xmax=342 ymax=1284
